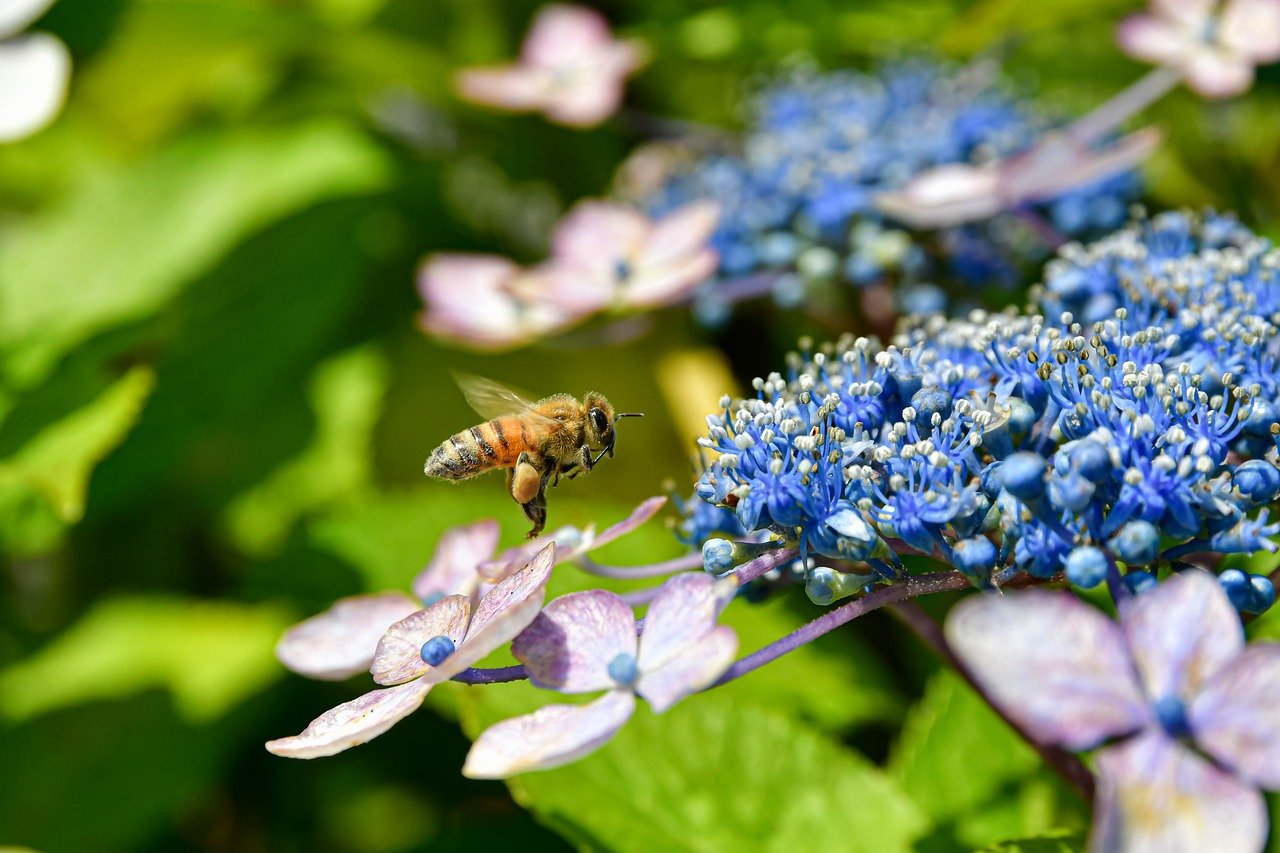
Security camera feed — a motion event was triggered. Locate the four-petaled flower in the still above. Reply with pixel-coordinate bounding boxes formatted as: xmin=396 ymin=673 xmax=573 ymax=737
xmin=1118 ymin=0 xmax=1280 ymax=97
xmin=265 ymin=544 xmax=554 ymax=758
xmin=461 ymin=572 xmax=738 ymax=778
xmin=455 ymin=4 xmax=647 ymax=128
xmin=947 ymin=569 xmax=1280 ymax=852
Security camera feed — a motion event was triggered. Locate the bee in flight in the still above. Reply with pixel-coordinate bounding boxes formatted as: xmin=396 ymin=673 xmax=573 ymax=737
xmin=424 ymin=376 xmax=642 ymax=538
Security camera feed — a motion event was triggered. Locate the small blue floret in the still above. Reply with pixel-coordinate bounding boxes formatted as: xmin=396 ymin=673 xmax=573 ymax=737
xmin=702 ymin=538 xmax=737 ymax=575
xmin=1000 ymin=452 xmax=1048 ymax=502
xmin=1153 ymin=695 xmax=1191 ymax=739
xmin=1110 ymin=520 xmax=1160 ymax=566
xmin=1234 ymin=460 xmax=1280 ymax=505
xmin=1065 ymin=546 xmax=1109 ymax=589
xmin=1249 ymin=574 xmax=1275 ymax=614
xmin=1220 ymin=568 xmax=1252 ymax=611
xmin=1123 ymin=570 xmax=1158 ymax=595
xmin=607 ymin=652 xmax=639 ymax=687
xmin=419 ymin=635 xmax=456 ymax=666
xmin=952 ymin=537 xmax=997 ymax=583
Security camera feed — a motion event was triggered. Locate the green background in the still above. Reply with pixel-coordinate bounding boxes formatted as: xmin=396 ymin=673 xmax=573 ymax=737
xmin=2 ymin=0 xmax=1279 ymax=850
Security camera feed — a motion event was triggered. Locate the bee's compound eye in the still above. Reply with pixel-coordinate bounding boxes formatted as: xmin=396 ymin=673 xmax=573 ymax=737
xmin=590 ymin=408 xmax=609 ymax=433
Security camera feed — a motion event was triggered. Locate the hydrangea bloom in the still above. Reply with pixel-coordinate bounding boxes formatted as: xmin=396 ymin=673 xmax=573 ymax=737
xmin=947 ymin=570 xmax=1280 ymax=852
xmin=0 ymin=0 xmax=70 ymax=142
xmin=455 ymin=4 xmax=646 ymax=127
xmin=690 ymin=210 xmax=1280 ymax=611
xmin=1118 ymin=0 xmax=1280 ymax=97
xmin=640 ymin=63 xmax=1143 ymax=313
xmin=462 ymin=572 xmax=737 ymax=778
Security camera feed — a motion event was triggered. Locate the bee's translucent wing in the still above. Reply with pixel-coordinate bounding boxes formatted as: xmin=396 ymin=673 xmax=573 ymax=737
xmin=455 ymin=374 xmax=559 ymax=426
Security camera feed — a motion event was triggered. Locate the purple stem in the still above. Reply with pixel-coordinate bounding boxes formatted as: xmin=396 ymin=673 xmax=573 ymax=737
xmin=1069 ymin=66 xmax=1182 ymax=145
xmin=887 ymin=599 xmax=1095 ymax=801
xmin=732 ymin=547 xmax=799 ymax=584
xmin=712 ymin=571 xmax=972 ymax=686
xmin=452 ymin=664 xmax=528 ymax=685
xmin=575 ymin=551 xmax=704 ymax=580
xmin=711 ymin=271 xmax=783 ymax=305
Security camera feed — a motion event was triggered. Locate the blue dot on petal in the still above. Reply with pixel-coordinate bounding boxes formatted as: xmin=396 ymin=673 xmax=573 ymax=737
xmin=607 ymin=653 xmax=638 ymax=687
xmin=420 ymin=635 xmax=456 ymax=666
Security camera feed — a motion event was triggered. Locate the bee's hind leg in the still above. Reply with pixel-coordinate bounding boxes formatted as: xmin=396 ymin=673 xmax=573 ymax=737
xmin=521 ymin=480 xmax=549 ymax=539
xmin=511 ymin=453 xmax=543 ymax=504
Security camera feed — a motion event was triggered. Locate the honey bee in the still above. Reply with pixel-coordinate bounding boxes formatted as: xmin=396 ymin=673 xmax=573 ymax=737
xmin=424 ymin=376 xmax=643 ymax=538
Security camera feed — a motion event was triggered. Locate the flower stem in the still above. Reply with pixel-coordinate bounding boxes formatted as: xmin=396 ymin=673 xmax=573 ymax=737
xmin=452 ymin=664 xmax=528 ymax=685
xmin=1069 ymin=66 xmax=1182 ymax=145
xmin=733 ymin=547 xmax=799 ymax=584
xmin=574 ymin=551 xmax=704 ymax=579
xmin=887 ymin=599 xmax=1096 ymax=801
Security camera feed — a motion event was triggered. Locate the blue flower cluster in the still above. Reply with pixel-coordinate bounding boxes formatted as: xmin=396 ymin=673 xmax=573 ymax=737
xmin=692 ymin=210 xmax=1280 ymax=612
xmin=643 ymin=62 xmax=1141 ymax=318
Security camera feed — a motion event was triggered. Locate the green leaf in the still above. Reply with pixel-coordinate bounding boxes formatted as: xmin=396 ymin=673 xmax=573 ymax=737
xmin=223 ymin=345 xmax=389 ymax=557
xmin=0 ymin=366 xmax=153 ymax=524
xmin=0 ymin=120 xmax=389 ymax=391
xmin=888 ymin=671 xmax=1088 ymax=849
xmin=458 ymin=688 xmax=927 ymax=852
xmin=0 ymin=596 xmax=294 ymax=723
xmin=979 ymin=829 xmax=1087 ymax=852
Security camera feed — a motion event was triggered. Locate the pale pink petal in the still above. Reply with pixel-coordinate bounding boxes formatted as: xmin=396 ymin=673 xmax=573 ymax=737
xmin=1002 ymin=129 xmax=1161 ymax=205
xmin=417 ymin=255 xmax=576 ymax=349
xmin=637 ymin=625 xmax=737 ymax=712
xmin=1120 ymin=569 xmax=1243 ymax=704
xmin=550 ymin=200 xmax=649 ymax=272
xmin=434 ymin=542 xmax=555 ymax=680
xmin=1092 ymin=731 xmax=1267 ymax=853
xmin=370 ymin=595 xmax=471 ymax=686
xmin=542 ymin=76 xmax=628 ymax=128
xmin=586 ymin=497 xmax=668 ymax=553
xmin=1189 ymin=643 xmax=1280 ymax=788
xmin=0 ymin=33 xmax=71 ymax=143
xmin=636 ymin=573 xmax=721 ymax=672
xmin=462 ymin=690 xmax=635 ymax=778
xmin=626 ymin=248 xmax=717 ymax=306
xmin=265 ymin=678 xmax=433 ymax=759
xmin=453 ymin=66 xmax=552 ymax=112
xmin=874 ymin=164 xmax=1003 ymax=229
xmin=1116 ymin=14 xmax=1199 ymax=64
xmin=511 ymin=263 xmax=614 ymax=315
xmin=641 ymin=202 xmax=721 ymax=269
xmin=945 ymin=591 xmax=1149 ymax=750
xmin=476 ymin=531 xmax=559 ymax=582
xmin=276 ymin=592 xmax=421 ymax=681
xmin=1220 ymin=0 xmax=1280 ymax=62
xmin=1153 ymin=0 xmax=1217 ymax=28
xmin=520 ymin=4 xmax=614 ymax=68
xmin=411 ymin=520 xmax=500 ymax=603
xmin=512 ymin=590 xmax=637 ymax=693
xmin=1183 ymin=46 xmax=1256 ymax=97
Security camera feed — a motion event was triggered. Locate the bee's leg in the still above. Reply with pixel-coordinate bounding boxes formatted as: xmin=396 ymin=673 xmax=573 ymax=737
xmin=511 ymin=453 xmax=543 ymax=505
xmin=522 ymin=479 xmax=549 ymax=539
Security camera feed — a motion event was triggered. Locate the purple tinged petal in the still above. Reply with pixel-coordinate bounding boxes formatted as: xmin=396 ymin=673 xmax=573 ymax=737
xmin=462 ymin=690 xmax=636 ymax=779
xmin=276 ymin=592 xmax=420 ymax=681
xmin=264 ymin=678 xmax=432 ymax=759
xmin=637 ymin=625 xmax=737 ymax=713
xmin=636 ymin=573 xmax=722 ymax=673
xmin=1092 ymin=730 xmax=1267 ymax=853
xmin=432 ymin=543 xmax=554 ymax=681
xmin=585 ymin=497 xmax=667 ymax=553
xmin=1121 ymin=569 xmax=1243 ymax=704
xmin=411 ymin=519 xmax=500 ymax=602
xmin=370 ymin=595 xmax=471 ymax=686
xmin=512 ymin=589 xmax=637 ymax=693
xmin=1189 ymin=643 xmax=1280 ymax=788
xmin=945 ymin=591 xmax=1149 ymax=750
xmin=1220 ymin=0 xmax=1280 ymax=61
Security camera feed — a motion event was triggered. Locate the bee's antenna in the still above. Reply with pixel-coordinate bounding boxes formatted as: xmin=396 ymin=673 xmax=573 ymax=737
xmin=614 ymin=412 xmax=644 ymax=420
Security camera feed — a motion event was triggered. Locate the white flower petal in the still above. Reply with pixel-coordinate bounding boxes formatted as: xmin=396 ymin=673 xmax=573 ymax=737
xmin=370 ymin=595 xmax=471 ymax=686
xmin=0 ymin=0 xmax=58 ymax=39
xmin=265 ymin=678 xmax=432 ymax=759
xmin=0 ymin=33 xmax=70 ymax=143
xmin=276 ymin=592 xmax=421 ymax=681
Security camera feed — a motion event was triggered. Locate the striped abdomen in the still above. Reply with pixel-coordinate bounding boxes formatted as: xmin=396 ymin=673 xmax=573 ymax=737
xmin=424 ymin=416 xmax=530 ymax=480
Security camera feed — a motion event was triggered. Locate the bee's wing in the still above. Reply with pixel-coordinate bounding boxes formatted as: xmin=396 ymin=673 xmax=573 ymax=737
xmin=455 ymin=373 xmax=560 ymax=427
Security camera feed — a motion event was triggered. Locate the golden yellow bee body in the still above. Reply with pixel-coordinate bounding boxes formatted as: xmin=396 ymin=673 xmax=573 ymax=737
xmin=424 ymin=377 xmax=641 ymax=537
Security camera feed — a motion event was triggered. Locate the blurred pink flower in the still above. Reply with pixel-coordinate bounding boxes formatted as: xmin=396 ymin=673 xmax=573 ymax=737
xmin=455 ymin=4 xmax=647 ymax=128
xmin=1118 ymin=0 xmax=1280 ymax=97
xmin=417 ymin=253 xmax=583 ymax=351
xmin=875 ymin=128 xmax=1161 ymax=229
xmin=533 ymin=200 xmax=720 ymax=312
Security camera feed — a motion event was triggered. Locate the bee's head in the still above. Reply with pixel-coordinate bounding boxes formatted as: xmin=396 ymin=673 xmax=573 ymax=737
xmin=584 ymin=393 xmax=643 ymax=464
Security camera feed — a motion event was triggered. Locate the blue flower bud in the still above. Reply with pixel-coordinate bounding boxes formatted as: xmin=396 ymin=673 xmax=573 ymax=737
xmin=1249 ymin=575 xmax=1276 ymax=614
xmin=1006 ymin=398 xmax=1038 ymax=438
xmin=702 ymin=538 xmax=737 ymax=574
xmin=1109 ymin=520 xmax=1160 ymax=566
xmin=1153 ymin=695 xmax=1191 ymax=738
xmin=1243 ymin=398 xmax=1280 ymax=438
xmin=804 ymin=566 xmax=870 ymax=606
xmin=952 ymin=536 xmax=997 ymax=585
xmin=1234 ymin=460 xmax=1280 ymax=505
xmin=900 ymin=283 xmax=946 ymax=316
xmin=1001 ymin=452 xmax=1048 ymax=503
xmin=1068 ymin=439 xmax=1112 ymax=483
xmin=757 ymin=231 xmax=799 ymax=266
xmin=607 ymin=652 xmax=639 ymax=687
xmin=980 ymin=461 xmax=1004 ymax=499
xmin=1048 ymin=470 xmax=1095 ymax=513
xmin=1123 ymin=570 xmax=1158 ymax=595
xmin=1219 ymin=568 xmax=1252 ymax=611
xmin=419 ymin=635 xmax=456 ymax=666
xmin=910 ymin=385 xmax=953 ymax=427
xmin=1065 ymin=546 xmax=1109 ymax=589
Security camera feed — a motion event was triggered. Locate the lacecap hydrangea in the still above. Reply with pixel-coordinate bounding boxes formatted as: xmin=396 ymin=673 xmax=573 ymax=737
xmin=693 ymin=210 xmax=1280 ymax=612
xmin=642 ymin=61 xmax=1141 ymax=319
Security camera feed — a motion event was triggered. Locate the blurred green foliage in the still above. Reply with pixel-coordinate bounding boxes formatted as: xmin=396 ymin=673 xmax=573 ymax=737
xmin=3 ymin=0 xmax=1280 ymax=850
